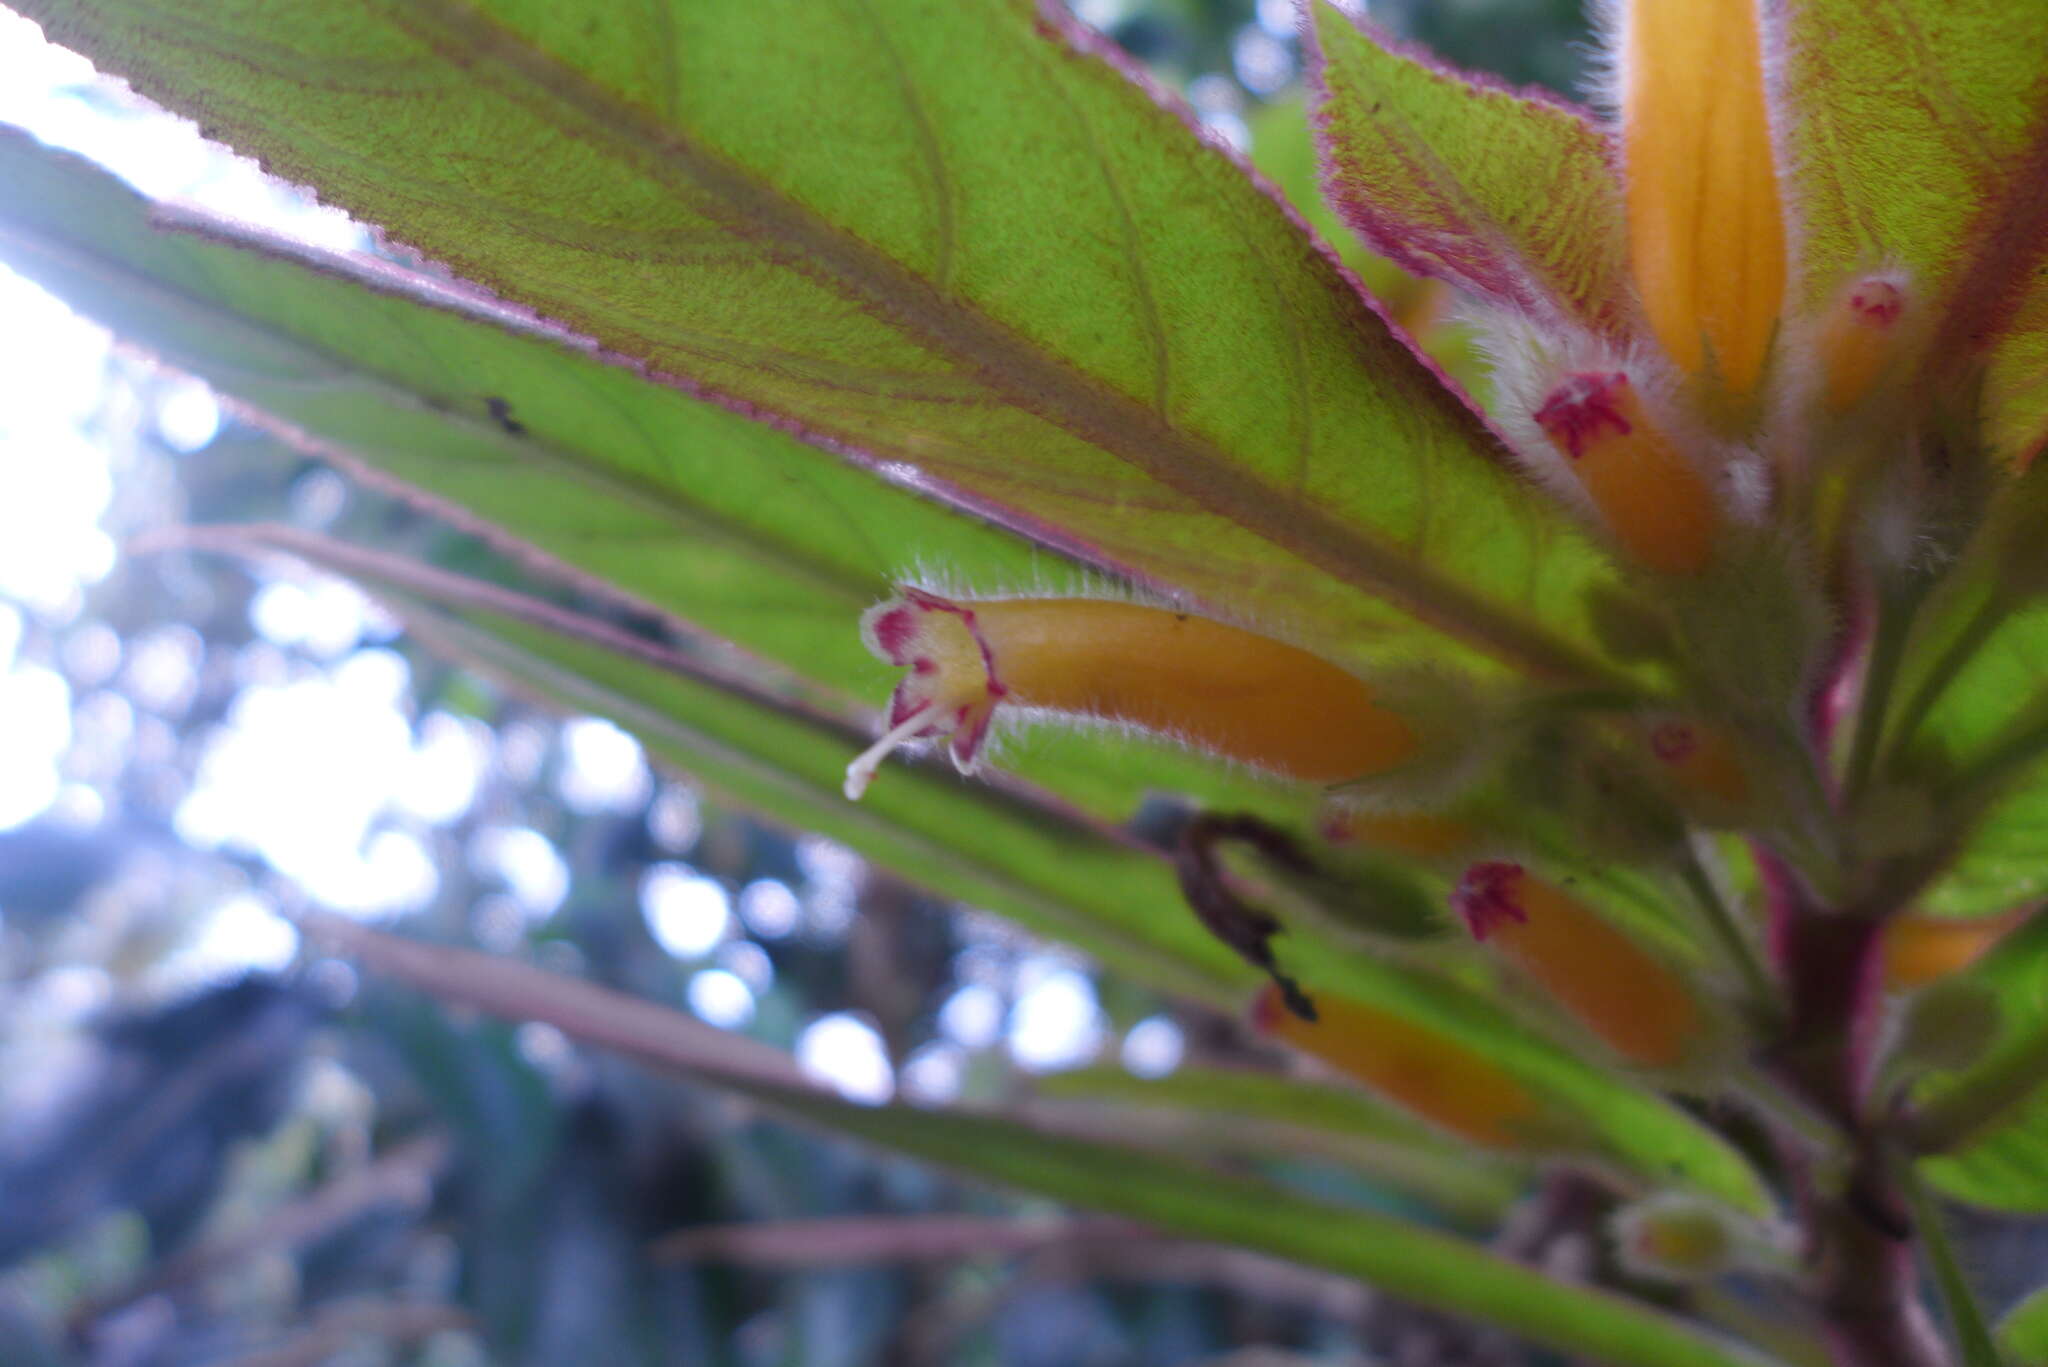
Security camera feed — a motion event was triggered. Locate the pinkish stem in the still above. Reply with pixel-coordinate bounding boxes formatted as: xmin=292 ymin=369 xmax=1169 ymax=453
xmin=1760 ymin=849 xmax=1953 ymax=1367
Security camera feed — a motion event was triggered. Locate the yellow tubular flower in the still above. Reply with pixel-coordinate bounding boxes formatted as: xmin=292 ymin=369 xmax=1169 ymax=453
xmin=1881 ymin=909 xmax=2028 ymax=992
xmin=1252 ymin=983 xmax=1555 ymax=1150
xmin=1455 ymin=862 xmax=1704 ymax=1069
xmin=845 ymin=589 xmax=1419 ymax=798
xmin=1817 ymin=276 xmax=1909 ymax=413
xmin=1624 ymin=0 xmax=1787 ymax=409
xmin=1322 ymin=808 xmax=1478 ymax=861
xmin=1644 ymin=718 xmax=1751 ymax=813
xmin=1534 ymin=371 xmax=1721 ymax=574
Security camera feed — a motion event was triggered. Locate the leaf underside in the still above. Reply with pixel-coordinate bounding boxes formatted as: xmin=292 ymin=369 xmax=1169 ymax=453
xmin=1304 ymin=0 xmax=1630 ymax=337
xmin=19 ymin=0 xmax=1636 ymax=691
xmin=0 ymin=126 xmax=1310 ymax=828
xmin=1916 ymin=915 xmax=2048 ymax=1211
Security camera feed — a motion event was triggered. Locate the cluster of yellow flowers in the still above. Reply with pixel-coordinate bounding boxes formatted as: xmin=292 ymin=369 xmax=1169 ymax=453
xmin=842 ymin=0 xmax=2012 ymax=1147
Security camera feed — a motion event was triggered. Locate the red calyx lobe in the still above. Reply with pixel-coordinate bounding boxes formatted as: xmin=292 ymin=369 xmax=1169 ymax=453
xmin=1534 ymin=372 xmax=1632 ymax=459
xmin=1848 ymin=280 xmax=1904 ymax=327
xmin=1650 ymin=721 xmax=1699 ymax=763
xmin=1453 ymin=861 xmax=1530 ymax=941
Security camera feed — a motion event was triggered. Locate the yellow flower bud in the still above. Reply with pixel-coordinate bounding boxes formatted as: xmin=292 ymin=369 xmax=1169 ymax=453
xmin=1643 ymin=717 xmax=1751 ymax=814
xmin=1455 ymin=862 xmax=1704 ymax=1069
xmin=1816 ymin=275 xmax=1909 ymax=413
xmin=1320 ymin=807 xmax=1478 ymax=861
xmin=1611 ymin=1193 xmax=1750 ymax=1284
xmin=1622 ymin=0 xmax=1787 ymax=410
xmin=1252 ymin=983 xmax=1555 ymax=1151
xmin=846 ymin=589 xmax=1419 ymax=798
xmin=1533 ymin=371 xmax=1720 ymax=574
xmin=1881 ymin=909 xmax=2027 ymax=992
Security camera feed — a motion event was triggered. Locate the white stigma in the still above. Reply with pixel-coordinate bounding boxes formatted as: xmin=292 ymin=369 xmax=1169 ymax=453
xmin=843 ymin=710 xmax=934 ymax=801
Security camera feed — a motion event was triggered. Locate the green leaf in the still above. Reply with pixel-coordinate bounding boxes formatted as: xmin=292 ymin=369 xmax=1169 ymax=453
xmin=1779 ymin=0 xmax=2048 ymax=311
xmin=1246 ymin=95 xmax=1491 ymax=400
xmin=0 ymin=128 xmax=1315 ymax=831
xmin=1304 ymin=0 xmax=1629 ymax=336
xmin=304 ymin=911 xmax=1787 ymax=1367
xmin=1039 ymin=1061 xmax=1464 ymax=1151
xmin=1884 ymin=469 xmax=2048 ymax=915
xmin=1998 ymin=1285 xmax=2048 ymax=1365
xmin=18 ymin=0 xmax=1638 ymax=690
xmin=1247 ymin=96 xmax=1402 ymax=288
xmin=1915 ymin=914 xmax=2048 ymax=1210
xmin=176 ymin=523 xmax=1256 ymax=1005
xmin=1900 ymin=1160 xmax=2003 ymax=1367
xmin=217 ymin=521 xmax=1766 ymax=1214
xmin=436 ymin=573 xmax=1767 ymax=1214
xmin=1986 ymin=291 xmax=2048 ymax=467
xmin=1032 ymin=1063 xmax=1527 ymax=1221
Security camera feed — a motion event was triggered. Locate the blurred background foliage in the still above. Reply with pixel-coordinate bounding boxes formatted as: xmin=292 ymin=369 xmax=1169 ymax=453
xmin=0 ymin=2 xmax=1651 ymax=1364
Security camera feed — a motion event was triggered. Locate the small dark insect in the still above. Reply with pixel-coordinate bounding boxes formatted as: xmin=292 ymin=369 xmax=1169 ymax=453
xmin=484 ymin=395 xmax=526 ymax=436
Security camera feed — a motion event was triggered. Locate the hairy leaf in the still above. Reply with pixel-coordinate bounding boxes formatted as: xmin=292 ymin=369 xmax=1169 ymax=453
xmin=1304 ymin=0 xmax=1630 ymax=336
xmin=173 ymin=524 xmax=1256 ymax=1004
xmin=1998 ymin=1284 xmax=2048 ymax=1364
xmin=1780 ymin=0 xmax=2048 ymax=314
xmin=1886 ymin=470 xmax=2048 ymax=915
xmin=20 ymin=0 xmax=1637 ymax=689
xmin=1985 ymin=278 xmax=2048 ymax=469
xmin=1916 ymin=914 xmax=2048 ymax=1210
xmin=217 ymin=522 xmax=1764 ymax=1212
xmin=434 ymin=578 xmax=1766 ymax=1213
xmin=1247 ymin=96 xmax=1491 ymax=399
xmin=0 ymin=127 xmax=1308 ymax=826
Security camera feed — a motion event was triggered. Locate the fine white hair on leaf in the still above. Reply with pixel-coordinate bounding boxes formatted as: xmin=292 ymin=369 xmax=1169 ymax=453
xmin=1578 ymin=0 xmax=1628 ymax=121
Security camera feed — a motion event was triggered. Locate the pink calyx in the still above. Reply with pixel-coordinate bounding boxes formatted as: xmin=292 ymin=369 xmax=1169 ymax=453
xmin=1649 ymin=721 xmax=1699 ymax=764
xmin=1453 ymin=861 xmax=1530 ymax=941
xmin=1533 ymin=372 xmax=1633 ymax=460
xmin=845 ymin=587 xmax=1007 ymax=799
xmin=1847 ymin=280 xmax=1905 ymax=328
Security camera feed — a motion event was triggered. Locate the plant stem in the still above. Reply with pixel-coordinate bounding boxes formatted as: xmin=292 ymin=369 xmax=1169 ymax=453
xmin=1757 ymin=856 xmax=1954 ymax=1367
xmin=1805 ymin=1149 xmax=1951 ymax=1367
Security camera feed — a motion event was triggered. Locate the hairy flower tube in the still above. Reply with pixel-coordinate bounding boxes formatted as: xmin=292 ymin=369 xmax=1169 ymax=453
xmin=1880 ymin=909 xmax=2028 ymax=992
xmin=846 ymin=588 xmax=1420 ymax=798
xmin=1621 ymin=0 xmax=1786 ymax=410
xmin=1642 ymin=718 xmax=1751 ymax=815
xmin=1252 ymin=982 xmax=1556 ymax=1150
xmin=1454 ymin=862 xmax=1705 ymax=1070
xmin=1532 ymin=371 xmax=1720 ymax=574
xmin=1810 ymin=274 xmax=1911 ymax=416
xmin=1320 ymin=807 xmax=1477 ymax=861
